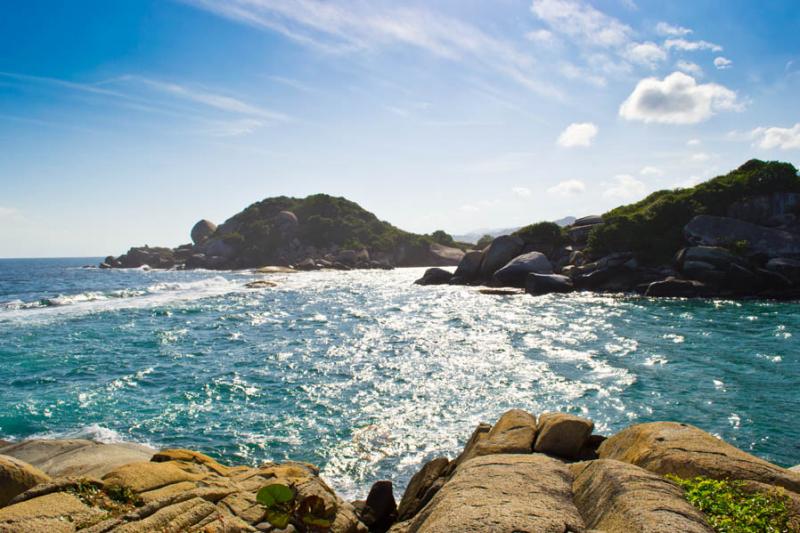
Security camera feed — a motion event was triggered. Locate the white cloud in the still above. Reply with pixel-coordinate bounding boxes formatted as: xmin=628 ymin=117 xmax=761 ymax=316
xmin=750 ymin=123 xmax=800 ymax=150
xmin=0 ymin=207 xmax=20 ymax=219
xmin=664 ymin=38 xmax=722 ymax=52
xmin=459 ymin=204 xmax=480 ymax=213
xmin=640 ymin=166 xmax=663 ymax=176
xmin=691 ymin=152 xmax=711 ymax=162
xmin=559 ymin=63 xmax=607 ymax=87
xmin=512 ymin=186 xmax=532 ymax=197
xmin=547 ymin=179 xmax=586 ymax=196
xmin=525 ymin=29 xmax=557 ymax=46
xmin=604 ymin=174 xmax=646 ymax=199
xmin=687 ymin=138 xmax=702 ymax=146
xmin=619 ymin=71 xmax=740 ymax=124
xmin=625 ymin=41 xmax=666 ymax=68
xmin=557 ymin=122 xmax=598 ymax=147
xmin=675 ymin=60 xmax=703 ymax=77
xmin=655 ymin=22 xmax=692 ymax=36
xmin=714 ymin=56 xmax=733 ymax=70
xmin=530 ymin=0 xmax=632 ymax=48
xmin=184 ymin=0 xmax=560 ymax=98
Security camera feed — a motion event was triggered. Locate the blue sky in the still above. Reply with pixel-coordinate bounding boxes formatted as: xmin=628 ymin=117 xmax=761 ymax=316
xmin=1 ymin=0 xmax=799 ymax=257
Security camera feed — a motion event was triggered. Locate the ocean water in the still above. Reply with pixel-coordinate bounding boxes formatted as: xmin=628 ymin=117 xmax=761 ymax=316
xmin=1 ymin=258 xmax=799 ymax=497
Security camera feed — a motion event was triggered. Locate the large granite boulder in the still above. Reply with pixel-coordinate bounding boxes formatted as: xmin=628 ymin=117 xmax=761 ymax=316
xmin=478 ymin=235 xmax=524 ymax=279
xmin=390 ymin=454 xmax=585 ymax=533
xmin=452 ymin=250 xmax=483 ymax=283
xmin=598 ymin=421 xmax=800 ymax=493
xmin=644 ymin=277 xmax=708 ymax=298
xmin=117 ymin=246 xmax=178 ymax=269
xmin=396 ymin=458 xmax=449 ymax=522
xmin=0 ymin=491 xmax=105 ymax=531
xmin=190 ymin=219 xmax=217 ymax=245
xmin=458 ymin=409 xmax=538 ymax=463
xmin=571 ymin=459 xmax=713 ymax=532
xmin=573 ymin=215 xmax=604 ymax=227
xmin=534 ymin=412 xmax=594 ymax=459
xmin=525 ymin=273 xmax=574 ymax=295
xmin=766 ymin=257 xmax=800 ymax=283
xmin=427 ymin=243 xmax=465 ymax=266
xmin=0 ymin=454 xmax=51 ymax=507
xmin=0 ymin=439 xmax=154 ymax=479
xmin=492 ymin=251 xmax=554 ymax=287
xmin=685 ymin=215 xmax=800 ymax=259
xmin=679 ymin=246 xmax=743 ymax=270
xmin=414 ymin=268 xmax=453 ymax=286
xmin=198 ymin=238 xmax=236 ymax=259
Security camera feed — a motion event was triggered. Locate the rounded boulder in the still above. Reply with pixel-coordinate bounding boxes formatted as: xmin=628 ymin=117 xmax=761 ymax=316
xmin=190 ymin=219 xmax=217 ymax=245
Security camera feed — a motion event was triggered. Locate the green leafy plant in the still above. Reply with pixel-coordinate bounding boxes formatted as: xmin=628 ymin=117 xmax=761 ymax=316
xmin=257 ymin=483 xmax=336 ymax=532
xmin=667 ymin=475 xmax=792 ymax=532
xmin=105 ymin=484 xmax=142 ymax=506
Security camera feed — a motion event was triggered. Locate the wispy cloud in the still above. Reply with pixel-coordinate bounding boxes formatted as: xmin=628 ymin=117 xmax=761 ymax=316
xmin=664 ymin=38 xmax=722 ymax=53
xmin=182 ymin=0 xmax=560 ymax=98
xmin=547 ymin=179 xmax=586 ymax=196
xmin=604 ymin=174 xmax=645 ymax=199
xmin=512 ymin=186 xmax=532 ymax=197
xmin=655 ymin=22 xmax=692 ymax=37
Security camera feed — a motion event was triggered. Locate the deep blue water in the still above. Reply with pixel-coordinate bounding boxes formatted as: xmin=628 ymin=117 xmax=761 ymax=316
xmin=1 ymin=258 xmax=799 ymax=497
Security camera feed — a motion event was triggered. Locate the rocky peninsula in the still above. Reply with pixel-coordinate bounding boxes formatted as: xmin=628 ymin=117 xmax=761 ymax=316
xmin=101 ymin=195 xmax=466 ymax=272
xmin=2 ymin=410 xmax=799 ymax=532
xmin=417 ymin=159 xmax=800 ymax=300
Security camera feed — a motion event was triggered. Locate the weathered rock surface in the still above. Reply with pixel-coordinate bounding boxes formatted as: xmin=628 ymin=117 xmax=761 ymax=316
xmin=492 ymin=251 xmax=553 ymax=287
xmin=452 ymin=250 xmax=483 ymax=283
xmin=460 ymin=409 xmax=538 ymax=463
xmin=413 ymin=268 xmax=453 ymax=286
xmin=478 ymin=235 xmax=524 ymax=279
xmin=0 ymin=454 xmax=51 ymax=507
xmin=534 ymin=412 xmax=594 ymax=459
xmin=396 ymin=458 xmax=449 ymax=522
xmin=391 ymin=454 xmax=585 ymax=533
xmin=0 ymin=440 xmax=154 ymax=479
xmin=525 ymin=273 xmax=574 ymax=295
xmin=598 ymin=421 xmax=800 ymax=492
xmin=644 ymin=277 xmax=708 ymax=298
xmin=358 ymin=480 xmax=397 ymax=533
xmin=427 ymin=243 xmax=465 ymax=266
xmin=727 ymin=192 xmax=800 ymax=226
xmin=0 ymin=491 xmax=105 ymax=532
xmin=571 ymin=459 xmax=713 ymax=532
xmin=190 ymin=219 xmax=217 ymax=245
xmin=685 ymin=215 xmax=800 ymax=259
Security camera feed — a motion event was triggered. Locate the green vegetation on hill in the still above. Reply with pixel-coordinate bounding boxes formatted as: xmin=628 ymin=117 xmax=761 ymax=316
xmin=513 ymin=221 xmax=568 ymax=254
xmin=588 ymin=160 xmax=800 ymax=263
xmin=214 ymin=194 xmax=446 ymax=266
xmin=668 ymin=475 xmax=791 ymax=533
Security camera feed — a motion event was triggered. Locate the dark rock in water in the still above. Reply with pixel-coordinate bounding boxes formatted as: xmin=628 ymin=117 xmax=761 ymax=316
xmin=117 ymin=246 xmax=177 ymax=269
xmin=685 ymin=215 xmax=800 ymax=259
xmin=644 ymin=277 xmax=707 ymax=297
xmin=359 ymin=480 xmax=397 ymax=533
xmin=244 ymin=280 xmax=277 ymax=289
xmin=525 ymin=273 xmax=573 ymax=296
xmin=493 ymin=251 xmax=553 ymax=287
xmin=573 ymin=215 xmax=604 ymax=227
xmin=190 ymin=219 xmax=217 ymax=245
xmin=453 ymin=250 xmax=483 ymax=282
xmin=294 ymin=258 xmax=320 ymax=271
xmin=396 ymin=458 xmax=449 ymax=522
xmin=755 ymin=268 xmax=792 ymax=290
xmin=478 ymin=235 xmax=524 ymax=279
xmin=414 ymin=268 xmax=453 ymax=285
xmin=98 ymin=262 xmax=111 ymax=269
xmin=726 ymin=263 xmax=760 ymax=293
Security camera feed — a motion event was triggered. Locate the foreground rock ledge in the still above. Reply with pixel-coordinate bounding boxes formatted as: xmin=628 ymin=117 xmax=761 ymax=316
xmin=2 ymin=411 xmax=799 ymax=532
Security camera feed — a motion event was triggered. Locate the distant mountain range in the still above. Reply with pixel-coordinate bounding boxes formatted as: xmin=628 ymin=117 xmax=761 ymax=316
xmin=454 ymin=216 xmax=576 ymax=244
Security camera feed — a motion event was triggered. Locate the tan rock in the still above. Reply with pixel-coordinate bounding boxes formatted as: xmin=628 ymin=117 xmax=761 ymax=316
xmin=102 ymin=461 xmax=199 ymax=493
xmin=112 ymin=496 xmax=218 ymax=532
xmin=219 ymin=491 xmax=265 ymax=524
xmin=138 ymin=480 xmax=199 ymax=503
xmin=396 ymin=457 xmax=449 ymax=521
xmin=0 ymin=454 xmax=51 ymax=507
xmin=446 ymin=423 xmax=490 ymax=474
xmin=598 ymin=422 xmax=800 ymax=492
xmin=399 ymin=454 xmax=585 ymax=532
xmin=0 ymin=439 xmax=154 ymax=478
xmin=152 ymin=448 xmax=238 ymax=476
xmin=535 ymin=412 xmax=594 ymax=459
xmin=8 ymin=476 xmax=103 ymax=506
xmin=0 ymin=492 xmax=103 ymax=530
xmin=571 ymin=459 xmax=713 ymax=532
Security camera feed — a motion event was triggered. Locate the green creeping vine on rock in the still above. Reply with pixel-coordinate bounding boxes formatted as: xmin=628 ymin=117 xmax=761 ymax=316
xmin=256 ymin=483 xmax=336 ymax=532
xmin=667 ymin=475 xmax=792 ymax=532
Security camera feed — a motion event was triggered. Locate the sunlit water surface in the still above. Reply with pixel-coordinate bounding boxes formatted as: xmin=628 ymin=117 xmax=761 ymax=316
xmin=1 ymin=258 xmax=798 ymax=497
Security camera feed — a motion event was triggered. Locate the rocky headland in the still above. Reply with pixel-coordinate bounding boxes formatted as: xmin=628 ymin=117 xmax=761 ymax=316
xmin=2 ymin=410 xmax=799 ymax=532
xmin=416 ymin=159 xmax=800 ymax=300
xmin=101 ymin=195 xmax=466 ymax=272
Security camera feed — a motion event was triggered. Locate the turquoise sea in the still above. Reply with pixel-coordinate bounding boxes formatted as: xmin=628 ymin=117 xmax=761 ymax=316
xmin=1 ymin=258 xmax=798 ymax=497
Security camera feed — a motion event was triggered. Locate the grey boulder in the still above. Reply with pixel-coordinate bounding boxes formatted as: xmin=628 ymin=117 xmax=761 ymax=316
xmin=492 ymin=251 xmax=553 ymax=287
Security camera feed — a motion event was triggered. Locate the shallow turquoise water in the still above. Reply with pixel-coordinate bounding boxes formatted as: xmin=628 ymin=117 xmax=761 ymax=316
xmin=1 ymin=258 xmax=798 ymax=497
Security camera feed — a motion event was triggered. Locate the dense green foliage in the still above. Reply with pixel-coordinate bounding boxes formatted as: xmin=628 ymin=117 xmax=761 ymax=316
xmin=476 ymin=234 xmax=494 ymax=248
xmin=587 ymin=160 xmax=800 ymax=263
xmin=216 ymin=194 xmax=433 ymax=266
xmin=513 ymin=221 xmax=568 ymax=253
xmin=668 ymin=475 xmax=791 ymax=532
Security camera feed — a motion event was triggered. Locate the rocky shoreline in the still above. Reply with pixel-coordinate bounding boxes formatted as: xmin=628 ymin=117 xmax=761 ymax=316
xmin=2 ymin=410 xmax=799 ymax=532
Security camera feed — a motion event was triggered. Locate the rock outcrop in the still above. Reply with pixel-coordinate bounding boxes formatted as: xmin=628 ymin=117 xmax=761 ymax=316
xmin=0 ymin=455 xmax=51 ymax=507
xmin=190 ymin=220 xmax=217 ymax=245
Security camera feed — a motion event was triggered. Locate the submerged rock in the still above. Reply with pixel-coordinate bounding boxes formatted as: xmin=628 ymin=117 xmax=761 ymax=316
xmin=413 ymin=268 xmax=453 ymax=286
xmin=525 ymin=273 xmax=573 ymax=296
